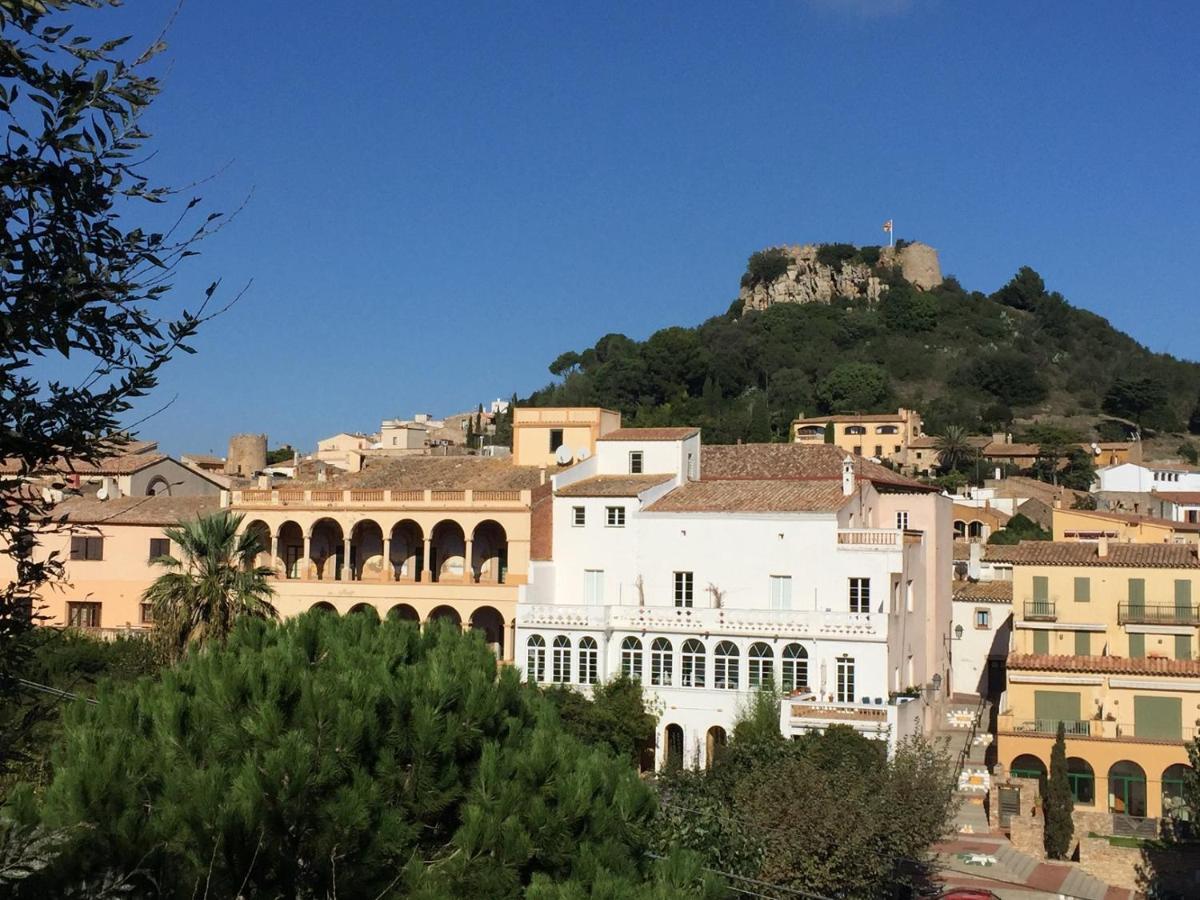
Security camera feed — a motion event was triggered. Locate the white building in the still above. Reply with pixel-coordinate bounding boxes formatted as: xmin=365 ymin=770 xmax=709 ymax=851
xmin=516 ymin=428 xmax=954 ymax=768
xmin=1095 ymin=461 xmax=1200 ymax=494
xmin=950 ymin=579 xmax=1013 ymax=698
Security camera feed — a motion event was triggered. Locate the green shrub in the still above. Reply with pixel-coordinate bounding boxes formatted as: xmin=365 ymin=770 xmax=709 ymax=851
xmin=744 ymin=248 xmax=792 ymax=286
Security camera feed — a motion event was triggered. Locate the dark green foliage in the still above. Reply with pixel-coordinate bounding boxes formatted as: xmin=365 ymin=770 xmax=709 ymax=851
xmin=265 ymin=446 xmax=295 ymax=465
xmin=656 ymin=726 xmax=957 ymax=898
xmin=816 ymin=362 xmax=890 ymax=413
xmin=991 ymin=266 xmax=1047 ymax=311
xmin=6 ymin=615 xmax=702 ymax=898
xmin=1071 ymin=493 xmax=1098 ymax=510
xmin=1184 ymin=737 xmax=1200 ymax=824
xmin=742 ymin=248 xmax=791 ymax=287
xmin=967 ymin=351 xmax=1048 ymax=406
xmin=1189 ymin=399 xmax=1200 ymax=436
xmin=731 ymin=686 xmax=784 ymax=747
xmin=814 ymin=243 xmax=858 ymax=267
xmin=1043 ymin=723 xmax=1074 ymax=859
xmin=747 ymin=396 xmax=771 ymax=441
xmin=823 ymin=421 xmax=835 ymax=443
xmin=542 ymin=675 xmax=656 ymax=767
xmin=988 ymin=513 xmax=1052 ymax=545
xmin=1179 ymin=442 xmax=1199 ymax=465
xmin=1103 ymin=376 xmax=1171 ymax=428
xmin=879 ymin=286 xmax=937 ymax=332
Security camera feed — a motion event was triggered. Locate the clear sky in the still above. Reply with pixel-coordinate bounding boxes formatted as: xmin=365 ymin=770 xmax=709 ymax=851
xmin=76 ymin=0 xmax=1200 ymax=456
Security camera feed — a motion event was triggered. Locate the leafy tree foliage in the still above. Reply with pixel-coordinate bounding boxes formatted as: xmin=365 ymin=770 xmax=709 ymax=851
xmin=657 ymin=726 xmax=957 ymax=898
xmin=1103 ymin=376 xmax=1170 ymax=428
xmin=542 ymin=675 xmax=656 ymax=767
xmin=5 ymin=615 xmax=712 ymax=898
xmin=967 ymin=351 xmax=1047 ymax=406
xmin=988 ymin=513 xmax=1052 ymax=545
xmin=935 ymin=425 xmax=974 ymax=473
xmin=991 ymin=266 xmax=1047 ymax=311
xmin=816 ymin=362 xmax=889 ymax=414
xmin=1043 ymin=723 xmax=1074 ymax=859
xmin=264 ymin=445 xmax=295 ymax=465
xmin=741 ymin=248 xmax=791 ymax=287
xmin=0 ymin=0 xmax=228 ymax=777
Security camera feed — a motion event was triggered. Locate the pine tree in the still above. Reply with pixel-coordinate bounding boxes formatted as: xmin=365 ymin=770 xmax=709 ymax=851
xmin=1043 ymin=722 xmax=1074 ymax=859
xmin=748 ymin=397 xmax=771 ymax=442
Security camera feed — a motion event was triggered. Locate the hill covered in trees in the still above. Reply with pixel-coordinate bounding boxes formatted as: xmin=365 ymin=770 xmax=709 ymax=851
xmin=528 ymin=251 xmax=1200 ymax=444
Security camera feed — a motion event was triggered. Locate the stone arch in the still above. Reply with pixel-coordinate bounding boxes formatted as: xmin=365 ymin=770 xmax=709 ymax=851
xmin=427 ymin=605 xmax=462 ymax=628
xmin=1162 ymin=763 xmax=1192 ymax=820
xmin=347 ymin=602 xmax=377 ymax=618
xmin=1108 ymin=760 xmax=1147 ymax=816
xmin=429 ymin=520 xmax=466 ymax=583
xmin=387 ymin=603 xmax=420 ymax=623
xmin=308 ymin=518 xmax=344 ymax=581
xmin=388 ymin=519 xmax=424 ymax=582
xmin=953 ymin=520 xmax=967 ymax=539
xmin=471 ymin=520 xmax=508 ymax=584
xmin=705 ymin=726 xmax=727 ymax=768
xmin=145 ymin=475 xmax=171 ymax=496
xmin=310 ymin=601 xmax=338 ymax=615
xmin=967 ymin=520 xmax=985 ymax=539
xmin=242 ymin=519 xmax=273 ymax=570
xmin=469 ymin=605 xmax=505 ymax=656
xmin=1010 ymin=753 xmax=1046 ymax=782
xmin=663 ymin=724 xmax=684 ymax=770
xmin=349 ymin=519 xmax=384 ymax=581
xmin=1067 ymin=757 xmax=1095 ymax=805
xmin=277 ymin=521 xmax=304 ymax=579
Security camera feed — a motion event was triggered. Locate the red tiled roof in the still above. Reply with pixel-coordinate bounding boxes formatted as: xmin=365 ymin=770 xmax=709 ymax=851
xmin=598 ymin=427 xmax=699 ymax=441
xmin=646 ymin=480 xmax=851 ymax=513
xmin=1008 ymin=653 xmax=1200 ymax=677
xmin=556 ymin=474 xmax=674 ymax=497
xmin=700 ymin=443 xmax=935 ymax=492
xmin=0 ymin=452 xmax=167 ymax=476
xmin=952 ymin=541 xmax=1011 ymax=562
xmin=292 ymin=456 xmax=545 ymax=491
xmin=983 ymin=442 xmax=1041 ymax=457
xmin=792 ymin=412 xmax=906 ymax=424
xmin=1151 ymin=491 xmax=1200 ymax=505
xmin=953 ymin=581 xmax=1013 ymax=603
xmin=985 ymin=540 xmax=1200 ymax=568
xmin=54 ymin=494 xmax=218 ymax=526
xmin=1063 ymin=508 xmax=1200 ymax=533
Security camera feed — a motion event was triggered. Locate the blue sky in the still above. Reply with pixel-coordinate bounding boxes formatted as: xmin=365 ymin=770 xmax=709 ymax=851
xmin=75 ymin=0 xmax=1200 ymax=455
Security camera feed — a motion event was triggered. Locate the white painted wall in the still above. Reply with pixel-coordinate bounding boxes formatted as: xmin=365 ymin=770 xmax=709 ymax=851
xmin=951 ymin=599 xmax=1012 ymax=697
xmin=1097 ymin=463 xmax=1200 ymax=493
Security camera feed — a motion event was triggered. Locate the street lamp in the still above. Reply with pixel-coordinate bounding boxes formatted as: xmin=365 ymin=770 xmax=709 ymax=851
xmin=955 ymin=624 xmax=964 ymax=640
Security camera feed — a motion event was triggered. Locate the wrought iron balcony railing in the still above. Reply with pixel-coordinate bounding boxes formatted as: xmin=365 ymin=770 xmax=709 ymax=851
xmin=1117 ymin=603 xmax=1200 ymax=626
xmin=1023 ymin=601 xmax=1056 ymax=621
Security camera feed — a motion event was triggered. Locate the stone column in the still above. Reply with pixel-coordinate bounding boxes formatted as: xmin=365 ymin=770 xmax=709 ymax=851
xmin=270 ymin=533 xmax=279 ymax=575
xmin=302 ymin=534 xmax=312 ymax=581
xmin=464 ymin=539 xmax=474 ymax=584
xmin=342 ymin=538 xmax=353 ymax=581
xmin=422 ymin=537 xmax=433 ymax=583
xmin=380 ymin=537 xmax=392 ymax=582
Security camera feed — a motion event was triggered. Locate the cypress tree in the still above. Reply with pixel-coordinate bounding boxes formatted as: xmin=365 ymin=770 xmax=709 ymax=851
xmin=748 ymin=397 xmax=771 ymax=442
xmin=1043 ymin=721 xmax=1074 ymax=859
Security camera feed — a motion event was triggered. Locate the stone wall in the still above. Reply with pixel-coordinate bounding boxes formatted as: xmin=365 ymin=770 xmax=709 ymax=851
xmin=986 ymin=775 xmax=1040 ymax=832
xmin=1009 ymin=813 xmax=1045 ymax=858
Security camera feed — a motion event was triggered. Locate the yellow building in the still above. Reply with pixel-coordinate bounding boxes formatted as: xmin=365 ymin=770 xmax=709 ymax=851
xmin=994 ymin=540 xmax=1199 ymax=819
xmin=1052 ymin=507 xmax=1200 ymax=545
xmin=790 ymin=408 xmax=923 ymax=467
xmin=511 ymin=407 xmax=620 ymax=467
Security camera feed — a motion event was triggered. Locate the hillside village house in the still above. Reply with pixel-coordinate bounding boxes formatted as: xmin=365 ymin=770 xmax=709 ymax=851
xmin=951 ymin=580 xmax=1013 ymax=699
xmin=995 ymin=540 xmax=1200 ymax=820
xmin=1052 ymin=507 xmax=1200 ymax=545
xmin=789 ymin=408 xmax=923 ymax=468
xmin=511 ymin=406 xmax=621 ymax=467
xmin=517 ymin=431 xmax=953 ymax=768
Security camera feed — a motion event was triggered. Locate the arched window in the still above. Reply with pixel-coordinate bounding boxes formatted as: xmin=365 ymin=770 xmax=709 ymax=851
xmin=1163 ymin=763 xmax=1193 ymax=820
xmin=577 ymin=636 xmax=598 ymax=685
xmin=748 ymin=642 xmax=773 ymax=688
xmin=846 ymin=425 xmax=867 ymax=435
xmin=651 ymin=638 xmax=673 ymax=686
xmin=664 ymin=724 xmax=684 ymax=770
xmin=714 ymin=641 xmax=739 ymax=690
xmin=968 ymin=521 xmax=984 ymax=538
xmin=781 ymin=643 xmax=808 ymax=692
xmin=551 ymin=636 xmax=571 ymax=683
xmin=876 ymin=425 xmax=899 ymax=435
xmin=1108 ymin=760 xmax=1147 ymax=817
xmin=1067 ymin=757 xmax=1095 ymax=805
xmin=953 ymin=520 xmax=966 ymax=538
xmin=526 ymin=635 xmax=546 ymax=683
xmin=681 ymin=639 xmax=706 ymax=688
xmin=621 ymin=636 xmax=643 ymax=682
xmin=1010 ymin=754 xmax=1046 ymax=782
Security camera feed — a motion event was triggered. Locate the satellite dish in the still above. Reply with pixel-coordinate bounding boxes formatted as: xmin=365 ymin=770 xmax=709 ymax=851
xmin=554 ymin=445 xmax=573 ymax=465
xmin=96 ymin=486 xmax=109 ymax=501
xmin=1091 ymin=443 xmax=1101 ymax=456
xmin=576 ymin=447 xmax=591 ymax=461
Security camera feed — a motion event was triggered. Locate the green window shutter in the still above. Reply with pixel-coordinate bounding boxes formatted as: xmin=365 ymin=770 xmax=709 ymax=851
xmin=1074 ymin=631 xmax=1090 ymax=656
xmin=1175 ymin=580 xmax=1192 ymax=614
xmin=1033 ymin=630 xmax=1050 ymax=655
xmin=1175 ymin=634 xmax=1191 ymax=661
xmin=1133 ymin=695 xmax=1182 ymax=741
xmin=1034 ymin=690 xmax=1081 ymax=726
xmin=1074 ymin=577 xmax=1090 ymax=603
xmin=1033 ymin=576 xmax=1049 ymax=603
xmin=1128 ymin=579 xmax=1145 ymax=614
xmin=1129 ymin=633 xmax=1145 ymax=658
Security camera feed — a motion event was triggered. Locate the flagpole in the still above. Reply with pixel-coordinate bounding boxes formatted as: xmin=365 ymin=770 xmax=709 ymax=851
xmin=890 ymin=220 xmax=894 ymax=248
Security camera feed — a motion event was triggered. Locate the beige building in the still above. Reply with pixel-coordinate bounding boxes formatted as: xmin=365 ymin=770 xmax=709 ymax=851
xmin=1052 ymin=507 xmax=1200 ymax=545
xmin=790 ymin=408 xmax=923 ymax=467
xmin=994 ymin=540 xmax=1199 ymax=819
xmin=511 ymin=407 xmax=620 ymax=468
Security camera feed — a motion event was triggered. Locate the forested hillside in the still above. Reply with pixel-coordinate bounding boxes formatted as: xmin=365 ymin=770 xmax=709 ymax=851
xmin=528 ymin=254 xmax=1200 ymax=444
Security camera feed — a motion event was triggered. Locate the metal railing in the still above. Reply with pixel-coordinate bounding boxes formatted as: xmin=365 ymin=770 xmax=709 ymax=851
xmin=1117 ymin=603 xmax=1200 ymax=626
xmin=1013 ymin=718 xmax=1090 ymax=736
xmin=1023 ymin=601 xmax=1056 ymax=621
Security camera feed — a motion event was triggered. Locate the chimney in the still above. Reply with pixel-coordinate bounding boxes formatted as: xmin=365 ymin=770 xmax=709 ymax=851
xmin=539 ymin=466 xmax=546 ymax=486
xmin=1098 ymin=534 xmax=1109 ymax=557
xmin=842 ymin=455 xmax=855 ymax=497
xmin=968 ymin=541 xmax=982 ymax=581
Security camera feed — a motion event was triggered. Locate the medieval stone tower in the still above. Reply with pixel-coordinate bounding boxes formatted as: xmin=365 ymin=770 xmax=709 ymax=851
xmin=225 ymin=433 xmax=267 ymax=476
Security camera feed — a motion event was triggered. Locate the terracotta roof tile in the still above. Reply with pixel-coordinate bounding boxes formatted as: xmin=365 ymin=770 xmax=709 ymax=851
xmin=1062 ymin=508 xmax=1200 ymax=533
xmin=556 ymin=474 xmax=674 ymax=497
xmin=598 ymin=427 xmax=699 ymax=441
xmin=292 ymin=456 xmax=545 ymax=492
xmin=983 ymin=442 xmax=1042 ymax=457
xmin=646 ymin=480 xmax=851 ymax=513
xmin=0 ymin=452 xmax=167 ymax=476
xmin=953 ymin=540 xmax=1010 ymax=562
xmin=1152 ymin=491 xmax=1200 ymax=504
xmin=953 ymin=581 xmax=1013 ymax=603
xmin=53 ymin=494 xmax=218 ymax=526
xmin=700 ymin=444 xmax=935 ymax=492
xmin=792 ymin=412 xmax=906 ymax=424
xmin=985 ymin=540 xmax=1200 ymax=568
xmin=1008 ymin=653 xmax=1200 ymax=677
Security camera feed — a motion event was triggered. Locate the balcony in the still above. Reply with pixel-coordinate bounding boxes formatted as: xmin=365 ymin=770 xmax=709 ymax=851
xmin=1117 ymin=603 xmax=1200 ymax=626
xmin=998 ymin=712 xmax=1198 ymax=744
xmin=1023 ymin=600 xmax=1057 ymax=621
xmin=1010 ymin=718 xmax=1092 ymax=737
xmin=230 ymin=487 xmax=531 ymax=509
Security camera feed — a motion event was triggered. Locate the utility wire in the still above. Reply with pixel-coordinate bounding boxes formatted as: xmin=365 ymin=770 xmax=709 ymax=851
xmin=17 ymin=677 xmax=99 ymax=705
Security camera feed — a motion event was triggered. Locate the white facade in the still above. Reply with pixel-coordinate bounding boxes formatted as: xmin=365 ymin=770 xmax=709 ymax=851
xmin=517 ymin=434 xmax=952 ymax=768
xmin=950 ymin=590 xmax=1012 ymax=698
xmin=1095 ymin=462 xmax=1200 ymax=494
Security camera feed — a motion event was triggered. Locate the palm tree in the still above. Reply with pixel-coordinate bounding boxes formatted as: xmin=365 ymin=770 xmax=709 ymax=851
xmin=143 ymin=510 xmax=277 ymax=657
xmin=934 ymin=425 xmax=973 ymax=474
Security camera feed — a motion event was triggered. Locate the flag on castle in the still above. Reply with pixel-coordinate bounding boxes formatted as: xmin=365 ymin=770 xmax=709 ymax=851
xmin=882 ymin=219 xmax=893 ymax=233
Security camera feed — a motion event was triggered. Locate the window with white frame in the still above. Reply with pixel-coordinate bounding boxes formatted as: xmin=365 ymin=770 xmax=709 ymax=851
xmin=605 ymin=506 xmax=625 ymax=527
xmin=681 ymin=639 xmax=705 ymax=687
xmin=836 ymin=656 xmax=855 ymax=703
xmin=526 ymin=635 xmax=546 ymax=683
xmin=974 ymin=608 xmax=991 ymax=629
xmin=782 ymin=643 xmax=808 ymax=691
xmin=769 ymin=575 xmax=792 ymax=610
xmin=629 ymin=451 xmax=643 ymax=474
xmin=572 ymin=506 xmax=586 ymax=526
xmin=713 ymin=641 xmax=739 ymax=690
xmin=748 ymin=642 xmax=773 ymax=688
xmin=577 ymin=636 xmax=598 ymax=684
xmin=583 ymin=569 xmax=604 ymax=605
xmin=651 ymin=637 xmax=673 ymax=686
xmin=674 ymin=571 xmax=694 ymax=607
xmin=551 ymin=635 xmax=571 ymax=682
xmin=621 ymin=636 xmax=643 ymax=682
xmin=896 ymin=511 xmax=909 ymax=530
xmin=849 ymin=578 xmax=870 ymax=613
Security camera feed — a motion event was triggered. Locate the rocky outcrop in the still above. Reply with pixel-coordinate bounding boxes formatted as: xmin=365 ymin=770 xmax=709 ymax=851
xmin=739 ymin=241 xmax=942 ymax=312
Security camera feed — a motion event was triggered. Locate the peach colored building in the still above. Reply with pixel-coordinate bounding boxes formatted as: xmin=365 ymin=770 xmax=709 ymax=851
xmin=790 ymin=408 xmax=923 ymax=468
xmin=511 ymin=407 xmax=620 ymax=468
